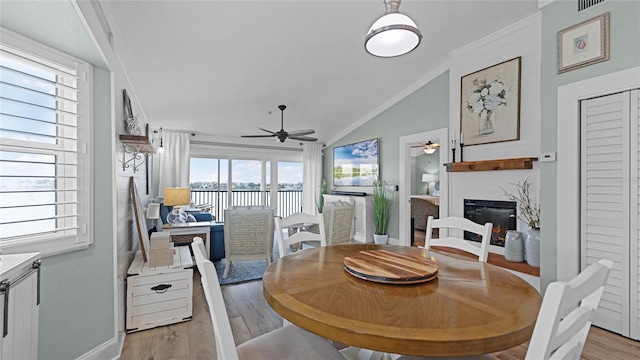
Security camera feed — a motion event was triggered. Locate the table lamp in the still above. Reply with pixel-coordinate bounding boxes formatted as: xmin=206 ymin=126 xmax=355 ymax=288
xmin=421 ymin=173 xmax=438 ymax=195
xmin=163 ymin=187 xmax=191 ymax=225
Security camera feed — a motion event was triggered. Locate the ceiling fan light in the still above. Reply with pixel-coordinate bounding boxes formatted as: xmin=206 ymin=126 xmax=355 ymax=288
xmin=365 ymin=2 xmax=422 ymax=57
xmin=423 ymin=147 xmax=436 ymax=155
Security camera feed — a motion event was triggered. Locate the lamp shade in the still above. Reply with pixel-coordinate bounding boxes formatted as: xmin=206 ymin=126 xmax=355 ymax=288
xmin=365 ymin=1 xmax=422 ymax=57
xmin=422 ymin=173 xmax=438 ymax=183
xmin=163 ymin=187 xmax=191 ymax=206
xmin=146 ymin=203 xmax=160 ymax=220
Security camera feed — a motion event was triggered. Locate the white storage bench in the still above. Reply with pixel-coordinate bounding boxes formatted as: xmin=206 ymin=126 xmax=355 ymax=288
xmin=126 ymin=246 xmax=193 ymax=333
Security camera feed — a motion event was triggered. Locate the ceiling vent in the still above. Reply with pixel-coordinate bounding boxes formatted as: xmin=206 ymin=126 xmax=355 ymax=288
xmin=578 ymin=0 xmax=605 ymax=11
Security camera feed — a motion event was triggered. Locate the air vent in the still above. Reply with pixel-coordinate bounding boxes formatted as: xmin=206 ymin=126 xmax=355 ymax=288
xmin=578 ymin=0 xmax=605 ymax=11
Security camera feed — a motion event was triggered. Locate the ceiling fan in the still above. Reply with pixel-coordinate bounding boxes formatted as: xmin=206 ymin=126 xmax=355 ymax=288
xmin=241 ymin=105 xmax=317 ymax=143
xmin=411 ymin=141 xmax=440 ymax=154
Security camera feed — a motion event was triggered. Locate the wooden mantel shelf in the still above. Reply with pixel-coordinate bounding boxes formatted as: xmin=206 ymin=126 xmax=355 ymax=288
xmin=119 ymin=134 xmax=155 ymax=154
xmin=445 ymin=157 xmax=537 ymax=172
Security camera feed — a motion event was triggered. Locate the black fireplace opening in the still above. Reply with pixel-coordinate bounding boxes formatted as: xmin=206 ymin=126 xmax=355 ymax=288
xmin=463 ymin=199 xmax=516 ymax=247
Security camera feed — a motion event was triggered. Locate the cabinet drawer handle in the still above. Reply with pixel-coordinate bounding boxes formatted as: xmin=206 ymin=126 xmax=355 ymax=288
xmin=151 ymin=284 xmax=172 ymax=293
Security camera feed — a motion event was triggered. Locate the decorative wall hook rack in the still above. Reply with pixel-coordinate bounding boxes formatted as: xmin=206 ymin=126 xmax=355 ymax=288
xmin=119 ymin=135 xmax=155 ymax=173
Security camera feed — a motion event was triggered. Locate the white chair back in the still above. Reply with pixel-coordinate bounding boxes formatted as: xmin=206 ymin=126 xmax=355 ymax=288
xmin=275 ymin=212 xmax=326 ymax=258
xmin=192 ymin=237 xmax=207 ymax=267
xmin=425 ymin=216 xmax=493 ymax=262
xmin=525 ymin=259 xmax=613 ymax=360
xmin=192 ymin=238 xmax=240 ymax=360
xmin=201 ymin=261 xmax=241 ymax=360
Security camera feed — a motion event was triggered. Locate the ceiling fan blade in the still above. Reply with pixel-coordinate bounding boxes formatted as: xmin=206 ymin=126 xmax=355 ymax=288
xmin=288 ymin=135 xmax=318 ymax=142
xmin=241 ymin=134 xmax=276 ymax=138
xmin=287 ymin=129 xmax=315 ymax=137
xmin=410 ymin=145 xmax=424 ymax=148
xmin=257 ymin=127 xmax=276 ymax=135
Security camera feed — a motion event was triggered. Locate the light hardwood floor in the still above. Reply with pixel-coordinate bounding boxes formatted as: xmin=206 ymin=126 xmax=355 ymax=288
xmin=120 ymin=272 xmax=640 ymax=360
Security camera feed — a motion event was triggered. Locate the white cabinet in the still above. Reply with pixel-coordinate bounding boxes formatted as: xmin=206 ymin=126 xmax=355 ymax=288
xmin=324 ymin=194 xmax=374 ymax=243
xmin=126 ymin=246 xmax=193 ymax=333
xmin=580 ymin=89 xmax=639 ymax=339
xmin=0 ymin=252 xmax=41 ymax=360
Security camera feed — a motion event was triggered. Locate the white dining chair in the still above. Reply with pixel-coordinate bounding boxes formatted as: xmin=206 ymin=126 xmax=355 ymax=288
xmin=275 ymin=212 xmax=326 ymax=257
xmin=424 ymin=216 xmax=493 ymax=262
xmin=191 ymin=238 xmax=344 ymax=360
xmin=395 ymin=258 xmax=613 ymax=360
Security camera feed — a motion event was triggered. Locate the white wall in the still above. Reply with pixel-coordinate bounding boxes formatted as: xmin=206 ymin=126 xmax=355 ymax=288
xmin=447 ymin=13 xmax=542 ymax=254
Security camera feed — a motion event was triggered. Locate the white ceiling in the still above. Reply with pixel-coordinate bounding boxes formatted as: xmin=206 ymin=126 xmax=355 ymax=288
xmin=103 ymin=0 xmax=539 ymax=148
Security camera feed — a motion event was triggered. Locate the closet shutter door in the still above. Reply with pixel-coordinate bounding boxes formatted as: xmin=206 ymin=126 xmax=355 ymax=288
xmin=631 ymin=89 xmax=639 ymax=340
xmin=580 ymin=92 xmax=630 ymax=337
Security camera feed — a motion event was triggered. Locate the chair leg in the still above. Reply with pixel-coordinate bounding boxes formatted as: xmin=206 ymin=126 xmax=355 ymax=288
xmin=223 ymin=260 xmax=231 ymax=278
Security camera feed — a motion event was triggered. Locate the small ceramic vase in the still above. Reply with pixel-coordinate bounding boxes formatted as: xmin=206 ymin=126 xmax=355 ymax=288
xmin=504 ymin=230 xmax=524 ymax=262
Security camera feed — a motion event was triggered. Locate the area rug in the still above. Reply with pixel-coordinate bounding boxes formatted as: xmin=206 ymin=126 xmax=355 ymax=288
xmin=214 ymin=242 xmax=281 ymax=285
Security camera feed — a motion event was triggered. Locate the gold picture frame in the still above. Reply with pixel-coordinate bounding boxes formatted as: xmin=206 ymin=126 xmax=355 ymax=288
xmin=460 ymin=57 xmax=521 ymax=146
xmin=557 ymin=12 xmax=610 ymax=74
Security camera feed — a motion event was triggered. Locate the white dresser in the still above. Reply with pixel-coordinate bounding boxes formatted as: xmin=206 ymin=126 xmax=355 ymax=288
xmin=0 ymin=252 xmax=41 ymax=360
xmin=126 ymin=246 xmax=193 ymax=333
xmin=324 ymin=194 xmax=374 ymax=243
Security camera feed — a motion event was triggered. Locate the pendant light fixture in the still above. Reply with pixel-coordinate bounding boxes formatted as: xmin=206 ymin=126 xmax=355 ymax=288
xmin=156 ymin=127 xmax=165 ymax=154
xmin=365 ymin=0 xmax=422 ymax=57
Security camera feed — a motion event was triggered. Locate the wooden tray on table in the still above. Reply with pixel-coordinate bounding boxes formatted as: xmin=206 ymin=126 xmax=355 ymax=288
xmin=343 ymin=249 xmax=439 ymax=284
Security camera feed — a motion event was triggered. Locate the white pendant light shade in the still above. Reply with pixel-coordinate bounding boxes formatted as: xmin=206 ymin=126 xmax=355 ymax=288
xmin=365 ymin=1 xmax=422 ymax=57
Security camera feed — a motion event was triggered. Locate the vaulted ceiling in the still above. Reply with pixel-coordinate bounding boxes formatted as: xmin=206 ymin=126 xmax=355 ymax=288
xmin=103 ymin=1 xmax=539 ymax=147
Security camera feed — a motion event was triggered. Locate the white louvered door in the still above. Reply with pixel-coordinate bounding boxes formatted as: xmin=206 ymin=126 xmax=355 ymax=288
xmin=631 ymin=89 xmax=639 ymax=340
xmin=580 ymin=89 xmax=639 ymax=339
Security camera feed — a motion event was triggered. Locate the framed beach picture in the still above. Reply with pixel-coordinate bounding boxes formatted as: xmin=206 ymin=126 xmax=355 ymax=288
xmin=557 ymin=12 xmax=610 ymax=74
xmin=460 ymin=57 xmax=521 ymax=146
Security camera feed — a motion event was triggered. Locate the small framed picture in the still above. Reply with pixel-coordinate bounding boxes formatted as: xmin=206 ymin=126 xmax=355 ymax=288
xmin=557 ymin=12 xmax=610 ymax=74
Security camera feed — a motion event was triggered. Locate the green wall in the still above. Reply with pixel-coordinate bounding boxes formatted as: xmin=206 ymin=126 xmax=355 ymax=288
xmin=323 ymin=70 xmax=450 ymax=239
xmin=1 ymin=2 xmax=116 ymax=359
xmin=539 ymin=0 xmax=640 ymax=289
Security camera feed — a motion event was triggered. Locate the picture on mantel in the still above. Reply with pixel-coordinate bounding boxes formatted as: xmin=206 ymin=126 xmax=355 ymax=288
xmin=460 ymin=57 xmax=521 ymax=146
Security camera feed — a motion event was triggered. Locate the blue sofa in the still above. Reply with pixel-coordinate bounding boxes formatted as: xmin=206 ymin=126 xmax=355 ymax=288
xmin=158 ymin=204 xmax=225 ymax=260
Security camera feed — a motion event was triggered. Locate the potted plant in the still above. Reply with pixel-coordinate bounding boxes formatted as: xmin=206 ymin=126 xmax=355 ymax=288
xmin=502 ymin=178 xmax=540 ymax=267
xmin=373 ymin=180 xmax=392 ymax=244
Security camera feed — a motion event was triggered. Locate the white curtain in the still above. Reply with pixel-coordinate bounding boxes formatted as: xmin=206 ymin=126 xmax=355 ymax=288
xmin=302 ymin=143 xmax=323 ymax=214
xmin=158 ymin=131 xmax=191 ymax=197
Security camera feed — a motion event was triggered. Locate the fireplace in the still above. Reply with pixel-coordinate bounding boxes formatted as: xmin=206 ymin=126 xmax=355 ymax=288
xmin=463 ymin=199 xmax=516 ymax=247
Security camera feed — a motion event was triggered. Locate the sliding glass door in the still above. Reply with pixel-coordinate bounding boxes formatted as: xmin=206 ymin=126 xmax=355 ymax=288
xmin=190 ymin=157 xmax=302 ymax=220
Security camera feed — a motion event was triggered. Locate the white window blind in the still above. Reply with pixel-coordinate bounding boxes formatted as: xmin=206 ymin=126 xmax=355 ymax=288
xmin=0 ymin=28 xmax=92 ymax=256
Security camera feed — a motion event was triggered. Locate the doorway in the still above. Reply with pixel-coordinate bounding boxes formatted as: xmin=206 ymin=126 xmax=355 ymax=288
xmin=398 ymin=128 xmax=449 ymax=246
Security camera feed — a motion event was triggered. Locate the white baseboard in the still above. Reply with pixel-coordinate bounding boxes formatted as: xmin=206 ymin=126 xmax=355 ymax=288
xmin=76 ymin=337 xmax=119 ymax=360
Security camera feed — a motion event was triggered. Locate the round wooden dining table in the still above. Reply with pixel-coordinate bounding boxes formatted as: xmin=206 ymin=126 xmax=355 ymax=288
xmin=262 ymin=243 xmax=542 ymax=357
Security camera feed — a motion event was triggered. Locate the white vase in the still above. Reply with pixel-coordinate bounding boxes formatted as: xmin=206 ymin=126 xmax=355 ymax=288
xmin=524 ymin=228 xmax=540 ymax=267
xmin=478 ymin=111 xmax=496 ymax=136
xmin=373 ymin=234 xmax=389 ymax=245
xmin=504 ymin=230 xmax=524 ymax=262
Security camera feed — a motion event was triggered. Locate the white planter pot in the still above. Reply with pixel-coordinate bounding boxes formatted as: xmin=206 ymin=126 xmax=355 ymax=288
xmin=373 ymin=234 xmax=389 ymax=244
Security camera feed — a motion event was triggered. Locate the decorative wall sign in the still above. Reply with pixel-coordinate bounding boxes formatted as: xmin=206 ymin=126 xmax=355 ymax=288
xmin=460 ymin=57 xmax=521 ymax=146
xmin=130 ymin=177 xmax=150 ymax=261
xmin=557 ymin=12 xmax=610 ymax=74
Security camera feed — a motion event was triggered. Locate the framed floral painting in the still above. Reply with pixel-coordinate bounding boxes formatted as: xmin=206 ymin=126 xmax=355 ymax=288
xmin=460 ymin=57 xmax=521 ymax=146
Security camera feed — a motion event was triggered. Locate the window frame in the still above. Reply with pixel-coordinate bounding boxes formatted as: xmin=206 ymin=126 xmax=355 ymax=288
xmin=0 ymin=27 xmax=94 ymax=257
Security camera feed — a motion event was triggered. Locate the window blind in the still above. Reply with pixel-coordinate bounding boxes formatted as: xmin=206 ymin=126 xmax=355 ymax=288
xmin=0 ymin=42 xmax=84 ymax=247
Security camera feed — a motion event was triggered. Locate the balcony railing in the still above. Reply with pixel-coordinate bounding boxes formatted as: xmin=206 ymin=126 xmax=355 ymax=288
xmin=190 ymin=190 xmax=303 ymax=222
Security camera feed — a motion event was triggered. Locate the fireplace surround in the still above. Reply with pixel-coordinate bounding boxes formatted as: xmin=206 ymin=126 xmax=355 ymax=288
xmin=463 ymin=199 xmax=516 ymax=247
